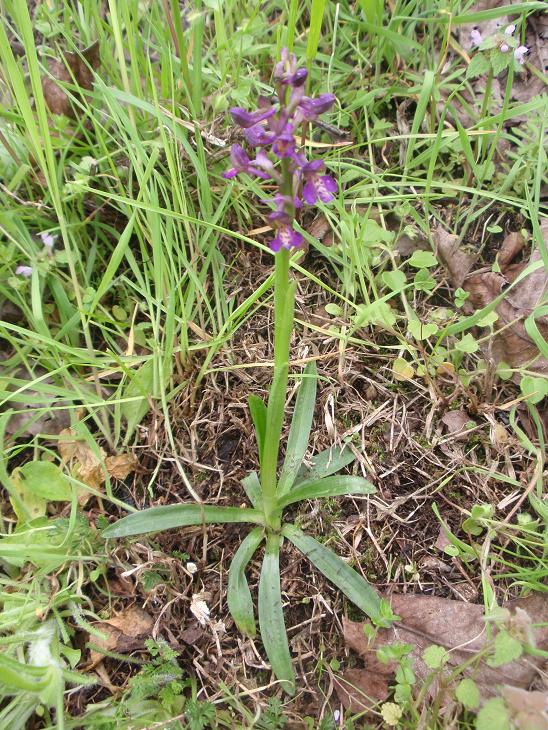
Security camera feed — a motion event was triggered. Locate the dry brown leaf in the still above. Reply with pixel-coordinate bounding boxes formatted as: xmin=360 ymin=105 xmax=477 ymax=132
xmin=498 ymin=232 xmax=525 ymax=270
xmin=333 ymin=666 xmax=393 ymax=713
xmin=58 ymin=429 xmax=137 ymax=505
xmin=434 ymin=226 xmax=476 ymax=288
xmin=59 ymin=428 xmax=106 ymax=503
xmin=88 ymin=607 xmax=153 ymax=668
xmin=42 ymin=41 xmax=100 ymax=117
xmin=336 ymin=594 xmax=548 ymax=712
xmin=105 ymin=453 xmax=138 ymax=480
xmin=441 ymin=409 xmax=476 ymax=438
xmin=502 ymin=686 xmax=548 ymax=730
xmin=435 ymin=226 xmax=548 ymax=377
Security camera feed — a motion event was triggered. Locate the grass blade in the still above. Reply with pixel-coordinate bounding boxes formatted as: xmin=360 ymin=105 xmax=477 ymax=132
xmin=278 ymin=475 xmax=375 ymax=509
xmin=258 ymin=532 xmax=295 ymax=694
xmin=227 ymin=527 xmax=264 ymax=637
xmin=282 ymin=524 xmax=382 ymax=621
xmin=306 ymin=0 xmax=327 ymax=66
xmin=102 ymin=505 xmax=264 ymax=538
xmin=277 ymin=361 xmax=317 ymax=495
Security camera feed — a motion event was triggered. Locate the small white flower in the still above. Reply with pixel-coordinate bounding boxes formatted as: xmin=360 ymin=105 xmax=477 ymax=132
xmin=500 ymin=43 xmax=509 ymax=53
xmin=514 ymin=45 xmax=528 ymax=64
xmin=40 ymin=232 xmax=56 ymax=249
xmin=333 ymin=709 xmax=341 ymax=723
xmin=190 ymin=592 xmax=210 ymax=626
xmin=470 ymin=29 xmax=482 ymax=46
xmin=504 ymin=24 xmax=516 ymax=36
xmin=186 ymin=561 xmax=198 ymax=574
xmin=15 ymin=265 xmax=33 ymax=277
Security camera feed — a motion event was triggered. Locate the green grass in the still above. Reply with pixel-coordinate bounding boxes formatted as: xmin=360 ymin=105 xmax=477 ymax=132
xmin=0 ymin=0 xmax=546 ymax=727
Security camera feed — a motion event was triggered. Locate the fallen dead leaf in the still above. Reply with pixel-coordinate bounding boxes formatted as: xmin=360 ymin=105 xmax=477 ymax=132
xmin=88 ymin=607 xmax=153 ymax=668
xmin=502 ymin=686 xmax=548 ymax=730
xmin=58 ymin=428 xmax=137 ymax=505
xmin=441 ymin=409 xmax=476 ymax=439
xmin=336 ymin=594 xmax=548 ymax=712
xmin=333 ymin=666 xmax=393 ymax=713
xmin=435 ymin=226 xmax=548 ymax=378
xmin=42 ymin=41 xmax=100 ymax=117
xmin=104 ymin=453 xmax=138 ymax=480
xmin=434 ymin=226 xmax=476 ymax=288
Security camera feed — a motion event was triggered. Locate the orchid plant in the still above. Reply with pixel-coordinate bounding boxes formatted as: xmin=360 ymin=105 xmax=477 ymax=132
xmin=103 ymin=49 xmax=392 ymax=694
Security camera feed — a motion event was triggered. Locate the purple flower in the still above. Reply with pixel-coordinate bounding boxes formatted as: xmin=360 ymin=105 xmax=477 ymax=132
xmin=272 ymin=124 xmax=298 ymax=160
xmin=514 ymin=45 xmax=528 ymax=64
xmin=504 ymin=24 xmax=516 ymax=36
xmin=294 ymin=94 xmax=336 ymax=123
xmin=16 ymin=265 xmax=33 ymax=277
xmin=500 ymin=43 xmax=509 ymax=53
xmin=223 ymin=144 xmax=271 ymax=180
xmin=223 ymin=48 xmax=339 ymax=254
xmin=270 ymin=218 xmax=303 ymax=252
xmin=302 ymin=160 xmax=337 ymax=204
xmin=229 ymin=106 xmax=275 ymax=129
xmin=244 ymin=124 xmax=275 ymax=147
xmin=287 ymin=67 xmax=307 ymax=88
xmin=273 ymin=47 xmax=297 ymax=83
xmin=40 ymin=232 xmax=56 ymax=249
xmin=470 ymin=29 xmax=482 ymax=47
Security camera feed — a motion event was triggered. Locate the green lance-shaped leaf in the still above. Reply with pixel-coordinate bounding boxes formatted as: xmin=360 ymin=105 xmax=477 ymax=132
xmin=277 ymin=475 xmax=375 ymax=509
xmin=248 ymin=395 xmax=267 ymax=465
xmin=277 ymin=361 xmax=318 ymax=495
xmin=258 ymin=532 xmax=295 ymax=694
xmin=227 ymin=527 xmax=264 ymax=637
xmin=121 ymin=358 xmax=161 ymax=444
xmin=282 ymin=524 xmax=383 ymax=622
xmin=294 ymin=445 xmax=356 ymax=485
xmin=241 ymin=471 xmax=262 ymax=509
xmin=102 ymin=504 xmax=263 ymax=539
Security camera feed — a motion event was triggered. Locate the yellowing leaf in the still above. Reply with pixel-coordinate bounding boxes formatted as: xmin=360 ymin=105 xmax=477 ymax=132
xmin=393 ymin=357 xmax=415 ymax=381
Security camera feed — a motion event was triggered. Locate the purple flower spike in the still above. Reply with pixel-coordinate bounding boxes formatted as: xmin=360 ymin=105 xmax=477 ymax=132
xmin=223 ymin=48 xmax=339 ymax=253
xmin=302 ymin=160 xmax=337 ymax=204
xmin=230 ymin=106 xmax=275 ymax=129
xmin=270 ymin=224 xmax=303 ymax=252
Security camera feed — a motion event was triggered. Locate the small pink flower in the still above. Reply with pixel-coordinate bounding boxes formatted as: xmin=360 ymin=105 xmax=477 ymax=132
xmin=16 ymin=265 xmax=33 ymax=277
xmin=470 ymin=29 xmax=482 ymax=47
xmin=514 ymin=45 xmax=528 ymax=64
xmin=40 ymin=232 xmax=56 ymax=249
xmin=504 ymin=24 xmax=516 ymax=36
xmin=500 ymin=43 xmax=509 ymax=53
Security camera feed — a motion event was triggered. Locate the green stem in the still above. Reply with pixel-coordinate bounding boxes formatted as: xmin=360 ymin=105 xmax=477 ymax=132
xmin=259 ymin=156 xmax=297 ymax=531
xmin=261 ymin=248 xmax=295 ymax=530
xmin=475 ymin=67 xmax=493 ymax=160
